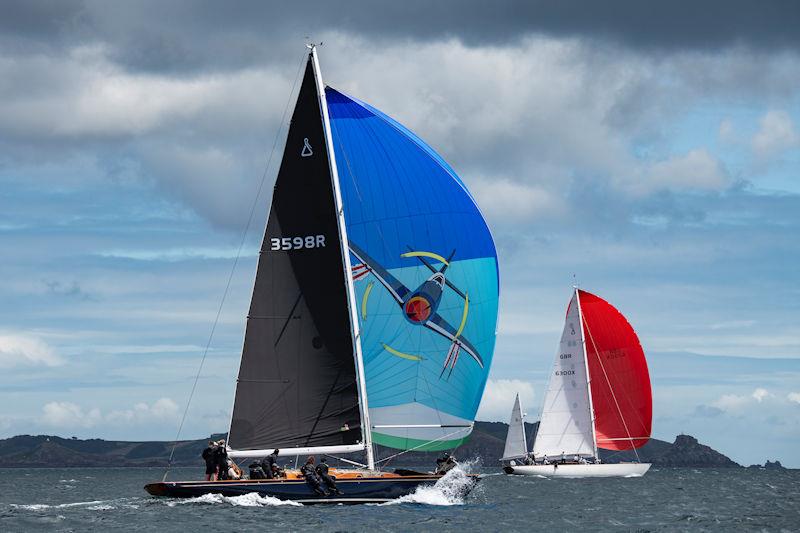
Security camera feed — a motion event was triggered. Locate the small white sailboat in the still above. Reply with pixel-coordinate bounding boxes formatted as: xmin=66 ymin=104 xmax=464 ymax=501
xmin=504 ymin=288 xmax=652 ymax=478
xmin=500 ymin=393 xmax=528 ymax=464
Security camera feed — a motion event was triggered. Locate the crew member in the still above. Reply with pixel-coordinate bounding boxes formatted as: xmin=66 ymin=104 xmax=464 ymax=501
xmin=316 ymin=457 xmax=342 ymax=496
xmin=300 ymin=456 xmax=328 ymax=496
xmin=202 ymin=440 xmax=217 ymax=481
xmin=215 ymin=440 xmax=229 ymax=480
xmin=262 ymin=448 xmax=279 ymax=479
xmin=249 ymin=461 xmax=267 ymax=479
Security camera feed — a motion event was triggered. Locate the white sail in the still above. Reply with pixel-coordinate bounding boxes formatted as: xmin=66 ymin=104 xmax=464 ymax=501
xmin=501 ymin=393 xmax=528 ymax=461
xmin=532 ymin=292 xmax=595 ymax=459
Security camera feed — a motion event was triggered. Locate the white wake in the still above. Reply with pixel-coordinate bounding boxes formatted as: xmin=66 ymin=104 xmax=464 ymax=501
xmin=167 ymin=492 xmax=301 ymax=507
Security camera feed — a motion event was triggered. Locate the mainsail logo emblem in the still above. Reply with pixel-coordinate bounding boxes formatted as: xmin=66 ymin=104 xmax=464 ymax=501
xmin=301 ymin=137 xmax=313 ymax=157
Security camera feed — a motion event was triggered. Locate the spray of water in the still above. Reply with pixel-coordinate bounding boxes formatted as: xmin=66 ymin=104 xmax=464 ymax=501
xmin=382 ymin=460 xmax=479 ymax=506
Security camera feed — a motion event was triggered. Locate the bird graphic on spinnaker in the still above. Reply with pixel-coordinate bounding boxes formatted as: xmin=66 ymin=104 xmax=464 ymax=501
xmin=349 ymin=241 xmax=482 ymax=378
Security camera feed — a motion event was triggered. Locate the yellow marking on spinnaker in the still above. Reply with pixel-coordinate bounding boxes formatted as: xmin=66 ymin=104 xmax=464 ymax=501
xmin=361 ymin=281 xmax=374 ymax=320
xmin=455 ymin=292 xmax=469 ymax=338
xmin=382 ymin=343 xmax=423 ymax=361
xmin=400 ymin=251 xmax=449 ymax=266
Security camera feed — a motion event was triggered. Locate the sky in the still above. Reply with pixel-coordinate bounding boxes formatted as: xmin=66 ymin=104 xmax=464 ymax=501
xmin=1 ymin=1 xmax=799 ymax=467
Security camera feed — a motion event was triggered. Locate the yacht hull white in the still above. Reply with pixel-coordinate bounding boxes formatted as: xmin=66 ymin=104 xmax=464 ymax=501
xmin=505 ymin=462 xmax=650 ymax=478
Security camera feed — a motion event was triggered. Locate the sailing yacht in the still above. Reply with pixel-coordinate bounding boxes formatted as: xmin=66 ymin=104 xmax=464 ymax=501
xmin=145 ymin=45 xmax=499 ymax=503
xmin=503 ymin=289 xmax=652 ymax=478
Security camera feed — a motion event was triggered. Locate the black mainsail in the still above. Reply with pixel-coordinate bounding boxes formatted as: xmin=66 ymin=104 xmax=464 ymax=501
xmin=227 ymin=55 xmax=364 ymax=456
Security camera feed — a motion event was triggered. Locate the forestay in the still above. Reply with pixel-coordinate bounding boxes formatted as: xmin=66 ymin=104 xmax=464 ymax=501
xmin=327 ymin=88 xmax=499 ymax=451
xmin=533 ymin=292 xmax=596 ymax=459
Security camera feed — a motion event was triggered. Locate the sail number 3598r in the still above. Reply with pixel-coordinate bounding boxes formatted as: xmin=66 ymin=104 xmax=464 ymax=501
xmin=270 ymin=235 xmax=326 ymax=251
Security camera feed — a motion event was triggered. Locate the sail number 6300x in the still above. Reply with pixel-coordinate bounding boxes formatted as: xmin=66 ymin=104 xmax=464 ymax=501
xmin=270 ymin=235 xmax=326 ymax=251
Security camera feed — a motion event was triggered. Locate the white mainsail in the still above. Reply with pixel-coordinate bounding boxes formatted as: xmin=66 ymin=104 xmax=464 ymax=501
xmin=532 ymin=291 xmax=595 ymax=459
xmin=501 ymin=393 xmax=528 ymax=460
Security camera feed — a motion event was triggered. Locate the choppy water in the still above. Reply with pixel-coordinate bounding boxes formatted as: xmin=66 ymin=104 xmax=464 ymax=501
xmin=1 ymin=466 xmax=798 ymax=531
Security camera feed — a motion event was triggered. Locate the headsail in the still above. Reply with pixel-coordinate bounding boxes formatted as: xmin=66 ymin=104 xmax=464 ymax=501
xmin=227 ymin=56 xmax=364 ymax=457
xmin=579 ymin=290 xmax=652 ymax=450
xmin=326 ymin=88 xmax=499 ymax=451
xmin=501 ymin=393 xmax=528 ymax=461
xmin=532 ymin=292 xmax=595 ymax=459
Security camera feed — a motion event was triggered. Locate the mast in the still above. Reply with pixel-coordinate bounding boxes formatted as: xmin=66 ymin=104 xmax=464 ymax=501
xmin=575 ymin=287 xmax=599 ymax=459
xmin=310 ymin=45 xmax=375 ymax=470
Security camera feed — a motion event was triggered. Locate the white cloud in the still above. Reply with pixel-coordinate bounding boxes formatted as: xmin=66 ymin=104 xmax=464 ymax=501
xmin=477 ymin=379 xmax=536 ymax=422
xmin=638 ymin=148 xmax=730 ymax=195
xmin=41 ymin=398 xmax=179 ymax=430
xmin=711 ymin=387 xmax=774 ymax=411
xmin=470 ymin=178 xmax=565 ymax=223
xmin=751 ymin=388 xmax=771 ymax=402
xmin=0 ymin=334 xmax=63 ymax=368
xmin=752 ymin=110 xmax=800 ymax=158
xmin=42 ymin=402 xmax=102 ymax=428
xmin=787 ymin=392 xmax=800 ymax=404
xmin=0 ymin=45 xmax=287 ymax=139
xmin=712 ymin=393 xmax=750 ymax=411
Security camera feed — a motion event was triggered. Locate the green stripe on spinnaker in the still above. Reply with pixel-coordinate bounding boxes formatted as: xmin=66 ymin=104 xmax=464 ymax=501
xmin=372 ymin=431 xmax=469 ymax=452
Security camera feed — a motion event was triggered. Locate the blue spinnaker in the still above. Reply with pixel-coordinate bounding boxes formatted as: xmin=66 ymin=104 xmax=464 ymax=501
xmin=327 ymin=88 xmax=499 ymax=451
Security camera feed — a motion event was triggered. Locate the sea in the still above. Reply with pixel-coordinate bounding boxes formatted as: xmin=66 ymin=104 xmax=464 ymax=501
xmin=1 ymin=465 xmax=798 ymax=532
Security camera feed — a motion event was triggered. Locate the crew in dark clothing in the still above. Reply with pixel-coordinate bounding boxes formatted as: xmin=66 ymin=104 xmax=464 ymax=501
xmin=214 ymin=439 xmax=229 ymax=481
xmin=300 ymin=456 xmax=328 ymax=496
xmin=261 ymin=449 xmax=279 ymax=479
xmin=316 ymin=457 xmax=342 ymax=496
xmin=435 ymin=452 xmax=457 ymax=475
xmin=202 ymin=440 xmax=217 ymax=481
xmin=271 ymin=464 xmax=285 ymax=479
xmin=249 ymin=462 xmax=267 ymax=479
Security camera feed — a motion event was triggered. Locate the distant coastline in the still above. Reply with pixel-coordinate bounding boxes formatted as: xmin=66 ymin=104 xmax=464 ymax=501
xmin=0 ymin=421 xmax=785 ymax=469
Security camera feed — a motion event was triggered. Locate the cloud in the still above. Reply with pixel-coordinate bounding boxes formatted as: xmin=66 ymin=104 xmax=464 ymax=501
xmin=787 ymin=392 xmax=800 ymax=404
xmin=41 ymin=402 xmax=102 ymax=428
xmin=0 ymin=334 xmax=63 ymax=368
xmin=477 ymin=379 xmax=536 ymax=421
xmin=638 ymin=149 xmax=730 ymax=195
xmin=41 ymin=398 xmax=179 ymax=430
xmin=710 ymin=387 xmax=775 ymax=412
xmin=107 ymin=397 xmax=179 ymax=424
xmin=470 ymin=178 xmax=565 ymax=223
xmin=752 ymin=388 xmax=771 ymax=402
xmin=752 ymin=110 xmax=800 ymax=158
xmin=712 ymin=393 xmax=751 ymax=411
xmin=3 ymin=0 xmax=800 ymax=66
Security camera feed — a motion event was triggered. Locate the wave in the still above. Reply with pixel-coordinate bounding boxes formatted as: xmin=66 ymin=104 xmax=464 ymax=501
xmin=166 ymin=492 xmax=301 ymax=507
xmin=381 ymin=461 xmax=478 ymax=506
xmin=11 ymin=500 xmax=108 ymax=511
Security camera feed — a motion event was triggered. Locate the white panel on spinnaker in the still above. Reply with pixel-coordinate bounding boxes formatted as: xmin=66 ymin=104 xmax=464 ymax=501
xmin=501 ymin=393 xmax=528 ymax=460
xmin=532 ymin=292 xmax=595 ymax=458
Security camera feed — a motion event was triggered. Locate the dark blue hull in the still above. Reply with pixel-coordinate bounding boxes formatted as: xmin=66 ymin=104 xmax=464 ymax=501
xmin=145 ymin=474 xmax=476 ymax=504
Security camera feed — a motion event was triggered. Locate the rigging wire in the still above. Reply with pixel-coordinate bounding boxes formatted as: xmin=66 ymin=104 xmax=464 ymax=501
xmin=161 ymin=52 xmax=307 ymax=481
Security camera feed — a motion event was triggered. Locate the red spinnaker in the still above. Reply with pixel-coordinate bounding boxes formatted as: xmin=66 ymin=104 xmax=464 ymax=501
xmin=579 ymin=290 xmax=652 ymax=450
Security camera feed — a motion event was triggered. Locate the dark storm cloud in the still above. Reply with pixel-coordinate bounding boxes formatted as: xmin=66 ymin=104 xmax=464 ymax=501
xmin=2 ymin=0 xmax=800 ymax=73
